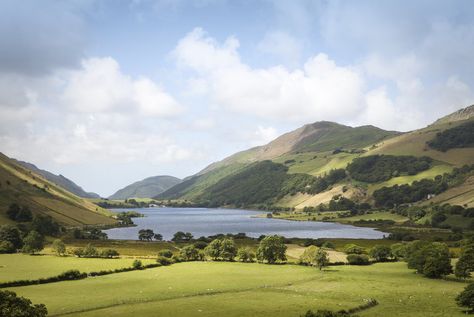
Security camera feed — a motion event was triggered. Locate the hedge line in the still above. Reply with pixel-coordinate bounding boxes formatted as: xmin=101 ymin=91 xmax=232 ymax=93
xmin=0 ymin=263 xmax=162 ymax=288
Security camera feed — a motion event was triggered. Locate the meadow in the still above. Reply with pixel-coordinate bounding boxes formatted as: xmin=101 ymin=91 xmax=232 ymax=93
xmin=4 ymin=259 xmax=468 ymax=317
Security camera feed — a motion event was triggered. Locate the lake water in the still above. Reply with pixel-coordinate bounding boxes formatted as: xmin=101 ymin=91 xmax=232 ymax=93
xmin=104 ymin=207 xmax=386 ymax=240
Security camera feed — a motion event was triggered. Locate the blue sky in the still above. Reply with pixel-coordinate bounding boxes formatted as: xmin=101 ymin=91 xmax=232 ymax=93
xmin=0 ymin=0 xmax=473 ymax=196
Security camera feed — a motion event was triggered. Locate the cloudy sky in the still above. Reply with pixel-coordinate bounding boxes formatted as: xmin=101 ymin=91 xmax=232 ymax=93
xmin=1 ymin=0 xmax=473 ymax=196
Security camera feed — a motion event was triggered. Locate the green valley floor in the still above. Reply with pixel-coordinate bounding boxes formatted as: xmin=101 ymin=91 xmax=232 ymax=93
xmin=1 ymin=255 xmax=468 ymax=317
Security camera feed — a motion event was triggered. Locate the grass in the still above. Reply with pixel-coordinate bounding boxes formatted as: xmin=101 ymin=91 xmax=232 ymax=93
xmin=0 ymin=254 xmax=156 ymax=282
xmin=6 ymin=261 xmax=468 ymax=317
xmin=336 ymin=211 xmax=409 ymax=224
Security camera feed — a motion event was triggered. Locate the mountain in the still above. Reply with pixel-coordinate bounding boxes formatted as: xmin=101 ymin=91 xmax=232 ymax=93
xmin=109 ymin=175 xmax=182 ymax=200
xmin=158 ymin=105 xmax=474 ymax=208
xmin=0 ymin=152 xmax=115 ymax=226
xmin=14 ymin=160 xmax=100 ymax=199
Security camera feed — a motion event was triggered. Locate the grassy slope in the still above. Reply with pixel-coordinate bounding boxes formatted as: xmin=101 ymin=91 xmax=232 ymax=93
xmin=0 ymin=254 xmax=156 ymax=282
xmin=0 ymin=153 xmax=115 ymax=226
xmin=8 ymin=261 xmax=466 ymax=317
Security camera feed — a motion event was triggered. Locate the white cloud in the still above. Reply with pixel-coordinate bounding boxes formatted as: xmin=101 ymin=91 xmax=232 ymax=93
xmin=174 ymin=28 xmax=365 ymax=124
xmin=257 ymin=31 xmax=302 ymax=64
xmin=61 ymin=57 xmax=183 ymax=117
xmin=251 ymin=126 xmax=279 ymax=147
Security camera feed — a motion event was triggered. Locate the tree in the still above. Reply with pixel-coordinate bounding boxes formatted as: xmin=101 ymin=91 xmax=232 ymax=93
xmin=256 ymin=235 xmax=287 ymax=264
xmin=0 ymin=290 xmax=47 ymax=317
xmin=6 ymin=203 xmax=21 ymax=220
xmin=315 ymin=248 xmax=329 ymax=270
xmin=15 ymin=206 xmax=32 ymax=222
xmin=132 ymin=259 xmax=143 ymax=269
xmin=347 ymin=254 xmax=370 ymax=265
xmin=343 ymin=244 xmax=366 ymax=255
xmin=138 ymin=229 xmax=154 ymax=241
xmin=0 ymin=240 xmax=14 ymax=254
xmin=455 ymin=243 xmax=474 ymax=279
xmin=220 ymin=238 xmax=237 ymax=261
xmin=237 ymin=247 xmax=255 ymax=262
xmin=172 ymin=231 xmax=194 ymax=242
xmin=52 ymin=239 xmax=66 ymax=256
xmin=82 ymin=244 xmax=99 ymax=258
xmin=406 ymin=241 xmax=452 ymax=278
xmin=390 ymin=243 xmax=407 ymax=260
xmin=153 ymin=233 xmax=163 ymax=241
xmin=158 ymin=249 xmax=173 ymax=258
xmin=369 ymin=245 xmax=392 ymax=262
xmin=0 ymin=224 xmax=23 ymax=251
xmin=21 ymin=231 xmax=44 ymax=255
xmin=299 ymin=245 xmax=318 ymax=265
xmin=100 ymin=249 xmax=119 ymax=258
xmin=179 ymin=245 xmax=200 ymax=261
xmin=31 ymin=214 xmax=59 ymax=236
xmin=456 ymin=283 xmax=474 ymax=312
xmin=205 ymin=239 xmax=223 ymax=260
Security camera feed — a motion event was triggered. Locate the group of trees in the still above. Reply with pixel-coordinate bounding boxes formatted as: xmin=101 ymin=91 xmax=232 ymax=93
xmin=427 ymin=121 xmax=474 ymax=152
xmin=0 ymin=290 xmax=47 ymax=317
xmin=0 ymin=225 xmax=45 ymax=255
xmin=299 ymin=245 xmax=329 ymax=270
xmin=6 ymin=203 xmax=32 ymax=222
xmin=71 ymin=228 xmax=107 ymax=240
xmin=138 ymin=229 xmax=162 ymax=241
xmin=72 ymin=243 xmax=119 ymax=258
xmin=204 ymin=238 xmax=238 ymax=261
xmin=347 ymin=155 xmax=432 ymax=183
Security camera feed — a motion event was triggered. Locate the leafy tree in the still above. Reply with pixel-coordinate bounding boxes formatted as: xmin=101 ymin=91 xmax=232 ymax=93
xmin=179 ymin=245 xmax=200 ymax=261
xmin=343 ymin=244 xmax=366 ymax=255
xmin=0 ymin=290 xmax=47 ymax=317
xmin=256 ymin=235 xmax=287 ymax=264
xmin=82 ymin=244 xmax=99 ymax=258
xmin=31 ymin=214 xmax=60 ymax=236
xmin=138 ymin=229 xmax=154 ymax=241
xmin=369 ymin=245 xmax=392 ymax=262
xmin=172 ymin=231 xmax=193 ymax=242
xmin=0 ymin=240 xmax=15 ymax=253
xmin=132 ymin=259 xmax=143 ymax=269
xmin=6 ymin=203 xmax=21 ymax=220
xmin=220 ymin=238 xmax=237 ymax=261
xmin=205 ymin=239 xmax=222 ymax=260
xmin=21 ymin=231 xmax=44 ymax=255
xmin=455 ymin=243 xmax=474 ymax=279
xmin=158 ymin=249 xmax=173 ymax=258
xmin=153 ymin=233 xmax=163 ymax=241
xmin=100 ymin=249 xmax=119 ymax=258
xmin=406 ymin=241 xmax=452 ymax=278
xmin=16 ymin=206 xmax=33 ymax=222
xmin=237 ymin=247 xmax=255 ymax=262
xmin=52 ymin=239 xmax=66 ymax=256
xmin=390 ymin=243 xmax=407 ymax=260
xmin=346 ymin=254 xmax=370 ymax=265
xmin=299 ymin=245 xmax=318 ymax=265
xmin=0 ymin=224 xmax=23 ymax=250
xmin=315 ymin=248 xmax=329 ymax=270
xmin=456 ymin=283 xmax=474 ymax=312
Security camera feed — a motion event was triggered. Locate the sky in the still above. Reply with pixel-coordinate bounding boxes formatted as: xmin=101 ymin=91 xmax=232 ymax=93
xmin=0 ymin=0 xmax=474 ymax=197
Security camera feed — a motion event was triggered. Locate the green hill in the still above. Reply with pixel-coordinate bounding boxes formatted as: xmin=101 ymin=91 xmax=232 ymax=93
xmin=160 ymin=104 xmax=474 ymax=209
xmin=14 ymin=160 xmax=100 ymax=199
xmin=109 ymin=175 xmax=181 ymax=200
xmin=0 ymin=152 xmax=115 ymax=226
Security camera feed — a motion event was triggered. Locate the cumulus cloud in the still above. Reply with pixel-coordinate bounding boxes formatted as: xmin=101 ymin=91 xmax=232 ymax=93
xmin=257 ymin=31 xmax=302 ymax=65
xmin=174 ymin=28 xmax=365 ymax=124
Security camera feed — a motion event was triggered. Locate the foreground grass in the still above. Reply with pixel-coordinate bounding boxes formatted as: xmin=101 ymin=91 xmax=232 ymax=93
xmin=0 ymin=254 xmax=156 ymax=282
xmin=7 ymin=261 xmax=467 ymax=317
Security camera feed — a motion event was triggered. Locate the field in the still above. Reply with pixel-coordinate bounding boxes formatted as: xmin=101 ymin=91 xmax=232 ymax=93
xmin=4 ymin=258 xmax=468 ymax=317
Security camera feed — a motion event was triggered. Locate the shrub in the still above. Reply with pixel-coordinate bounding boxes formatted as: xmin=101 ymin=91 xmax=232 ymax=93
xmin=0 ymin=290 xmax=47 ymax=317
xmin=0 ymin=225 xmax=23 ymax=250
xmin=347 ymin=254 xmax=370 ymax=265
xmin=52 ymin=239 xmax=66 ymax=256
xmin=21 ymin=231 xmax=44 ymax=255
xmin=158 ymin=249 xmax=173 ymax=258
xmin=0 ymin=240 xmax=15 ymax=254
xmin=369 ymin=245 xmax=392 ymax=262
xmin=179 ymin=245 xmax=200 ymax=261
xmin=132 ymin=260 xmax=143 ymax=269
xmin=237 ymin=247 xmax=255 ymax=262
xmin=343 ymin=244 xmax=366 ymax=255
xmin=456 ymin=283 xmax=474 ymax=311
xmin=157 ymin=256 xmax=173 ymax=266
xmin=100 ymin=249 xmax=119 ymax=258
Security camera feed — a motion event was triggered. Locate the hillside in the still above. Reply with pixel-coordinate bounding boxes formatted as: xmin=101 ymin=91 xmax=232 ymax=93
xmin=14 ymin=160 xmax=100 ymax=199
xmin=160 ymin=104 xmax=474 ymax=209
xmin=109 ymin=175 xmax=181 ymax=200
xmin=0 ymin=152 xmax=116 ymax=226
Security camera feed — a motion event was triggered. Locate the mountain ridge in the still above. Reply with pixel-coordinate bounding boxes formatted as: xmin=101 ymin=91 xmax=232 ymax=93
xmin=109 ymin=175 xmax=182 ymax=200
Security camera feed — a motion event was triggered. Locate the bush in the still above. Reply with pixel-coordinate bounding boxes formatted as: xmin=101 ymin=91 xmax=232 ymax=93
xmin=0 ymin=240 xmax=15 ymax=254
xmin=0 ymin=290 xmax=47 ymax=317
xmin=158 ymin=249 xmax=173 ymax=258
xmin=369 ymin=245 xmax=392 ymax=262
xmin=343 ymin=244 xmax=366 ymax=255
xmin=0 ymin=225 xmax=23 ymax=250
xmin=237 ymin=247 xmax=255 ymax=262
xmin=100 ymin=249 xmax=119 ymax=258
xmin=456 ymin=283 xmax=474 ymax=311
xmin=52 ymin=239 xmax=66 ymax=256
xmin=132 ymin=260 xmax=143 ymax=269
xmin=347 ymin=254 xmax=370 ymax=265
xmin=179 ymin=245 xmax=200 ymax=261
xmin=21 ymin=231 xmax=44 ymax=255
xmin=157 ymin=256 xmax=173 ymax=266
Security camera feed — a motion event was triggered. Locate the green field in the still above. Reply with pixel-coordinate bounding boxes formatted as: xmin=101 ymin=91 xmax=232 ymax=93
xmin=0 ymin=254 xmax=156 ymax=282
xmin=6 ymin=260 xmax=467 ymax=317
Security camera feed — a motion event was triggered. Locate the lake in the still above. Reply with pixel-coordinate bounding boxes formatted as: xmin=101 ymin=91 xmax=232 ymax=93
xmin=104 ymin=207 xmax=386 ymax=240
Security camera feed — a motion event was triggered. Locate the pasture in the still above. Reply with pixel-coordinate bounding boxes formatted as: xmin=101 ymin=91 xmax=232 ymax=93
xmin=4 ymin=257 xmax=468 ymax=317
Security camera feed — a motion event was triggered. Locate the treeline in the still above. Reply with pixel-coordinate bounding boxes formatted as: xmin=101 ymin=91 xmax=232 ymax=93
xmin=347 ymin=155 xmax=432 ymax=183
xmin=373 ymin=164 xmax=474 ymax=207
xmin=197 ymin=161 xmax=346 ymax=207
xmin=427 ymin=121 xmax=474 ymax=152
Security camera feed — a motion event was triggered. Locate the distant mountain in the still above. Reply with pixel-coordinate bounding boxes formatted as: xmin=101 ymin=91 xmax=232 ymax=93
xmin=159 ymin=105 xmax=474 ymax=208
xmin=0 ymin=152 xmax=115 ymax=226
xmin=14 ymin=160 xmax=100 ymax=199
xmin=109 ymin=175 xmax=182 ymax=200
